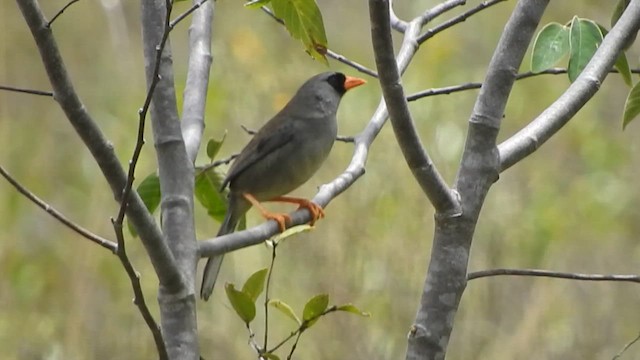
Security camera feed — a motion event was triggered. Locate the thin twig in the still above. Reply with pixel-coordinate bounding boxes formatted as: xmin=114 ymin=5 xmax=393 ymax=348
xmin=259 ymin=6 xmax=378 ymax=78
xmin=263 ymin=242 xmax=278 ymax=350
xmin=169 ymin=0 xmax=210 ymax=28
xmin=467 ymin=268 xmax=640 ymax=283
xmin=416 ymin=0 xmax=466 ymax=27
xmin=0 ymin=165 xmax=117 ymax=252
xmin=47 ymin=0 xmax=81 ymax=27
xmin=613 ymin=332 xmax=640 ymax=360
xmin=407 ymin=68 xmax=640 ymax=101
xmin=0 ymin=85 xmax=53 ymax=97
xmin=286 ymin=332 xmax=303 ymax=360
xmin=418 ymin=0 xmax=508 ymax=45
xmin=243 ymin=124 xmax=355 ymax=143
xmin=407 ymin=68 xmax=568 ymax=101
xmin=111 ymin=0 xmax=179 ymax=356
xmin=266 ymin=305 xmax=339 ymax=354
xmin=112 ymin=218 xmax=168 ymax=360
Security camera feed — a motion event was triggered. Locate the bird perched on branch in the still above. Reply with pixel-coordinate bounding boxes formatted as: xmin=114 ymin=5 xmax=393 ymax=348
xmin=200 ymin=72 xmax=366 ymax=300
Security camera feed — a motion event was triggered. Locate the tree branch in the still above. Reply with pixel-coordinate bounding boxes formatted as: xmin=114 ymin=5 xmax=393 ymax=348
xmin=181 ymin=0 xmax=214 ymax=164
xmin=418 ymin=0 xmax=508 ymax=45
xmin=370 ymin=0 xmax=459 ymax=214
xmin=467 ymin=268 xmax=640 ymax=283
xmin=498 ymin=0 xmax=640 ymax=171
xmin=0 ymin=165 xmax=117 ymax=252
xmin=0 ymin=84 xmax=53 ymax=96
xmin=16 ymin=0 xmax=181 ymax=289
xmin=112 ymin=217 xmax=168 ymax=359
xmin=140 ymin=0 xmax=200 ymax=357
xmin=407 ymin=1 xmax=549 ymax=359
xmin=47 ymin=0 xmax=81 ymax=27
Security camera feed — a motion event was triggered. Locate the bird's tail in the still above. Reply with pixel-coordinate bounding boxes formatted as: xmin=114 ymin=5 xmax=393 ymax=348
xmin=200 ymin=207 xmax=240 ymax=301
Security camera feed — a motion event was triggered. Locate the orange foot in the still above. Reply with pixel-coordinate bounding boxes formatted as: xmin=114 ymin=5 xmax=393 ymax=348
xmin=270 ymin=196 xmax=325 ymax=226
xmin=242 ymin=193 xmax=291 ymax=232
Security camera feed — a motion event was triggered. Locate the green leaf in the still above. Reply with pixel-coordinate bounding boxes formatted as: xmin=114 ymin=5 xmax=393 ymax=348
xmin=245 ymin=0 xmax=271 ymax=9
xmin=622 ymin=81 xmax=640 ymax=129
xmin=262 ymin=353 xmax=281 ymax=360
xmin=611 ymin=0 xmax=630 ymax=27
xmin=225 ymin=283 xmax=256 ymax=324
xmin=206 ymin=133 xmax=226 ymax=161
xmin=568 ymin=17 xmax=603 ymax=83
xmin=242 ymin=268 xmax=269 ymax=303
xmin=268 ymin=299 xmax=301 ymax=325
xmin=531 ymin=22 xmax=569 ymax=73
xmin=302 ymin=294 xmax=329 ymax=327
xmin=271 ymin=0 xmax=328 ymax=64
xmin=597 ymin=24 xmax=632 ymax=87
xmin=336 ymin=304 xmax=371 ymax=317
xmin=194 ymin=168 xmax=228 ymax=223
xmin=269 ymin=224 xmax=312 ymax=245
xmin=127 ymin=172 xmax=161 ymax=237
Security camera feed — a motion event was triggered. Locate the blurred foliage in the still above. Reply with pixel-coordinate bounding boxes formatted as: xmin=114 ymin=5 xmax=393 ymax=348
xmin=1 ymin=1 xmax=640 ymax=359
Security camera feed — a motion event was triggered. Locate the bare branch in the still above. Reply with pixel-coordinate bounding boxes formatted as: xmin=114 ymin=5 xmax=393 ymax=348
xmin=467 ymin=268 xmax=640 ymax=283
xmin=613 ymin=332 xmax=640 ymax=360
xmin=112 ymin=218 xmax=168 ymax=360
xmin=389 ymin=0 xmax=408 ymax=32
xmin=181 ymin=0 xmax=214 ymax=164
xmin=416 ymin=0 xmax=466 ymax=26
xmin=169 ymin=0 xmax=210 ymax=28
xmin=139 ymin=0 xmax=201 ymax=357
xmin=47 ymin=0 xmax=81 ymax=27
xmin=498 ymin=0 xmax=640 ymax=171
xmin=418 ymin=0 xmax=508 ymax=45
xmin=408 ymin=1 xmax=549 ymax=359
xmin=407 ymin=68 xmax=567 ymax=101
xmin=0 ymin=85 xmax=53 ymax=97
xmin=0 ymin=165 xmax=117 ymax=252
xmin=370 ymin=0 xmax=458 ymax=214
xmin=16 ymin=0 xmax=181 ymax=288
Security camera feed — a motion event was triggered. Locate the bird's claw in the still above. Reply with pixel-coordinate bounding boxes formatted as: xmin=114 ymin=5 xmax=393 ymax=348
xmin=297 ymin=201 xmax=324 ymax=226
xmin=264 ymin=212 xmax=292 ymax=232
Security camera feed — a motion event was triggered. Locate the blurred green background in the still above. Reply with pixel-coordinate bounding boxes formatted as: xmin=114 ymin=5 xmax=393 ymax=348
xmin=2 ymin=1 xmax=640 ymax=359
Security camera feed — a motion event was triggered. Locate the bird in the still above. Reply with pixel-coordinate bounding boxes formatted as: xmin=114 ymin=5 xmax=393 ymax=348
xmin=200 ymin=72 xmax=366 ymax=301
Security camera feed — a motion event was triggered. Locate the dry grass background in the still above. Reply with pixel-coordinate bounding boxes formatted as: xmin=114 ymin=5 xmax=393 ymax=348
xmin=1 ymin=1 xmax=639 ymax=359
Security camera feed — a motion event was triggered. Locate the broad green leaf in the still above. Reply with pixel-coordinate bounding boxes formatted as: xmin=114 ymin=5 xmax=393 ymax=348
xmin=225 ymin=283 xmax=256 ymax=324
xmin=568 ymin=17 xmax=603 ymax=82
xmin=269 ymin=299 xmax=301 ymax=325
xmin=128 ymin=172 xmax=161 ymax=237
xmin=194 ymin=168 xmax=228 ymax=223
xmin=206 ymin=133 xmax=226 ymax=161
xmin=597 ymin=24 xmax=632 ymax=87
xmin=611 ymin=0 xmax=630 ymax=27
xmin=262 ymin=353 xmax=281 ymax=360
xmin=622 ymin=81 xmax=640 ymax=129
xmin=269 ymin=224 xmax=312 ymax=244
xmin=302 ymin=293 xmax=329 ymax=327
xmin=271 ymin=0 xmax=328 ymax=64
xmin=336 ymin=304 xmax=371 ymax=317
xmin=242 ymin=268 xmax=269 ymax=303
xmin=531 ymin=22 xmax=569 ymax=73
xmin=245 ymin=0 xmax=271 ymax=9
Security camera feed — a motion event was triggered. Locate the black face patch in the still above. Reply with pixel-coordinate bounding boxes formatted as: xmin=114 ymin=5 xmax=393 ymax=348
xmin=326 ymin=72 xmax=347 ymax=95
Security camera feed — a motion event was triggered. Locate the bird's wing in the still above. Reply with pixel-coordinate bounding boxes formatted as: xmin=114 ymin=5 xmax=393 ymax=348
xmin=220 ymin=121 xmax=296 ymax=191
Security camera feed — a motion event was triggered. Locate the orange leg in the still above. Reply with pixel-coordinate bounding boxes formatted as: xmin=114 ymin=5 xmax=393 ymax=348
xmin=242 ymin=193 xmax=291 ymax=232
xmin=268 ymin=196 xmax=325 ymax=226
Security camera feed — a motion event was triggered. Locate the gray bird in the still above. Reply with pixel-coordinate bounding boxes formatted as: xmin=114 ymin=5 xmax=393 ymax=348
xmin=200 ymin=72 xmax=366 ymax=300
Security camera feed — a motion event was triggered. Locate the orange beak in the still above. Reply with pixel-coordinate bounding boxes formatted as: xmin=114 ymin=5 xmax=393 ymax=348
xmin=344 ymin=76 xmax=367 ymax=91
